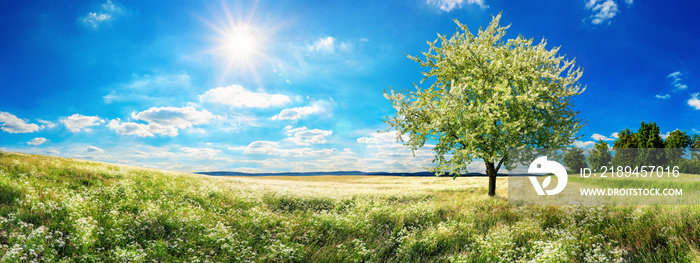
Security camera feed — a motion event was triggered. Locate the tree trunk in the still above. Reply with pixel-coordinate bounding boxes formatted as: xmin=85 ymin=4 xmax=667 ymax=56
xmin=485 ymin=160 xmax=497 ymax=196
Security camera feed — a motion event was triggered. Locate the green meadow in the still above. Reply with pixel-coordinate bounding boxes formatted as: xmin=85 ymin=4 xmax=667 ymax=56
xmin=2 ymin=151 xmax=700 ymax=262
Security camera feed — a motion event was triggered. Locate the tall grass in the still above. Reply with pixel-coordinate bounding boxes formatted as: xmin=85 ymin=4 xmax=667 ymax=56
xmin=1 ymin=151 xmax=699 ymax=262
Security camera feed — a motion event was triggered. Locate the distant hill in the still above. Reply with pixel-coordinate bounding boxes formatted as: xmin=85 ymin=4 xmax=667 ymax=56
xmin=195 ymin=171 xmax=503 ymax=177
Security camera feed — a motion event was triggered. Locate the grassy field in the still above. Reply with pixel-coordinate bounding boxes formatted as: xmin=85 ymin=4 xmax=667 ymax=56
xmin=1 ymin=151 xmax=700 ymax=262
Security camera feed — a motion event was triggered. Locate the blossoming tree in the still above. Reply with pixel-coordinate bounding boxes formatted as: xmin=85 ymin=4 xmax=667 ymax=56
xmin=384 ymin=13 xmax=586 ymax=196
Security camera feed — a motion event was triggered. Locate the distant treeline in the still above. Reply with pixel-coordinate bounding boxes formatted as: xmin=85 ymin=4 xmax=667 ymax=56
xmin=197 ymin=171 xmax=496 ymax=177
xmin=564 ymin=122 xmax=700 ymax=173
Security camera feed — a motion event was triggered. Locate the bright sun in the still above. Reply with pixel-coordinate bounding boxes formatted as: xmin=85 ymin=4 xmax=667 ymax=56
xmin=204 ymin=2 xmax=280 ymax=80
xmin=211 ymin=23 xmax=268 ymax=77
xmin=224 ymin=28 xmax=256 ymax=59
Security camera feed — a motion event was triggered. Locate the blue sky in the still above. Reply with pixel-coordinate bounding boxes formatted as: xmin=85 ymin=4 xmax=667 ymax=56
xmin=1 ymin=0 xmax=698 ymax=173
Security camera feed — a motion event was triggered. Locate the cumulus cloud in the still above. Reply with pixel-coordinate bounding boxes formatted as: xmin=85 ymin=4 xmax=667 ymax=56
xmin=309 ymin=37 xmax=336 ymax=53
xmin=285 ymin=127 xmax=333 ymax=146
xmin=37 ymin=119 xmax=56 ymax=129
xmin=61 ymin=114 xmax=104 ymax=132
xmin=81 ymin=0 xmax=125 ymax=29
xmin=688 ymin=93 xmax=700 ymax=110
xmin=585 ymin=0 xmax=619 ymax=25
xmin=655 ymin=94 xmax=670 ymax=99
xmin=357 ymin=130 xmax=408 ymax=144
xmin=47 ymin=150 xmax=60 ymax=155
xmin=27 ymin=137 xmax=48 ymax=146
xmin=426 ymin=0 xmax=488 ymax=11
xmin=230 ymin=141 xmax=338 ymax=158
xmin=179 ymin=147 xmax=222 ymax=159
xmin=612 ymin=132 xmax=619 ymax=139
xmin=86 ymin=146 xmax=104 ymax=153
xmin=667 ymin=71 xmax=688 ymax=90
xmin=270 ymin=99 xmax=334 ymax=120
xmin=349 ymin=130 xmax=443 ymax=172
xmin=231 ymin=141 xmax=279 ymax=155
xmin=0 ymin=112 xmax=40 ymax=133
xmin=660 ymin=131 xmax=672 ymax=140
xmin=591 ymin=133 xmax=615 ymax=141
xmin=107 ymin=119 xmax=154 ymax=137
xmin=358 ymin=131 xmax=434 ymax=158
xmin=573 ymin=140 xmax=596 ymax=148
xmin=82 ymin=13 xmax=111 ymax=28
xmin=130 ymin=106 xmax=214 ymax=136
xmin=107 ymin=106 xmax=221 ymax=137
xmin=199 ymin=85 xmax=291 ymax=108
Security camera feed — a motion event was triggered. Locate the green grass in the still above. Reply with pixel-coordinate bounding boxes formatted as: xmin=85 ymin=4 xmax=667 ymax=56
xmin=1 ymin=151 xmax=700 ymax=262
xmin=569 ymin=173 xmax=700 ymax=191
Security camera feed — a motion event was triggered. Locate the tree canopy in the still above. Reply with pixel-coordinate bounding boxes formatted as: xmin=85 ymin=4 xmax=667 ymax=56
xmin=608 ymin=123 xmax=699 ymax=173
xmin=586 ymin=140 xmax=612 ymax=169
xmin=665 ymin=129 xmax=690 ymax=165
xmin=563 ymin=147 xmax=587 ymax=173
xmin=384 ymin=13 xmax=586 ymax=196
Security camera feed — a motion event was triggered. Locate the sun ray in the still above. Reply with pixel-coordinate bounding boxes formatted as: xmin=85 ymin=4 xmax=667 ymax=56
xmin=198 ymin=1 xmax=281 ymax=85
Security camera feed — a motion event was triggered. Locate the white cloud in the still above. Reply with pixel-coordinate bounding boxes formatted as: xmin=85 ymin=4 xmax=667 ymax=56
xmin=130 ymin=106 xmax=214 ymax=136
xmin=270 ymin=106 xmax=316 ymax=120
xmin=27 ymin=137 xmax=48 ymax=146
xmin=231 ymin=141 xmax=280 ymax=155
xmin=357 ymin=130 xmax=408 ymax=144
xmin=127 ymin=73 xmax=191 ymax=89
xmin=284 ymin=127 xmax=333 ymax=146
xmin=585 ymin=0 xmax=619 ymax=25
xmin=358 ymin=131 xmax=430 ymax=157
xmin=309 ymin=37 xmax=336 ymax=53
xmin=105 ymin=73 xmax=192 ymax=103
xmin=82 ymin=13 xmax=111 ymax=28
xmin=660 ymin=132 xmax=672 ymax=140
xmin=427 ymin=0 xmax=488 ymax=11
xmin=101 ymin=0 xmax=122 ymax=12
xmin=655 ymin=94 xmax=670 ymax=99
xmin=108 ymin=107 xmax=248 ymax=137
xmin=47 ymin=150 xmax=60 ymax=155
xmin=625 ymin=0 xmax=633 ymax=5
xmin=573 ymin=140 xmax=596 ymax=148
xmin=61 ymin=114 xmax=104 ymax=132
xmin=179 ymin=147 xmax=222 ymax=159
xmin=667 ymin=71 xmax=688 ymax=90
xmin=73 ymin=154 xmax=112 ymax=160
xmin=351 ymin=130 xmax=442 ymax=172
xmin=215 ymin=114 xmax=259 ymax=132
xmin=0 ymin=112 xmax=40 ymax=133
xmin=86 ymin=146 xmax=104 ymax=153
xmin=270 ymin=99 xmax=333 ymax=120
xmin=591 ymin=133 xmax=615 ymax=141
xmin=37 ymin=119 xmax=56 ymax=129
xmin=612 ymin=132 xmax=619 ymax=139
xmin=230 ymin=141 xmax=338 ymax=158
xmin=688 ymin=93 xmax=700 ymax=110
xmin=107 ymin=119 xmax=154 ymax=137
xmin=199 ymin=85 xmax=291 ymax=108
xmin=81 ymin=0 xmax=125 ymax=29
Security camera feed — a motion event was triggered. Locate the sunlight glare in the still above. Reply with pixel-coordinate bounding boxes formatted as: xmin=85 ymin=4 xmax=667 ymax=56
xmin=201 ymin=1 xmax=285 ymax=83
xmin=225 ymin=27 xmax=256 ymax=59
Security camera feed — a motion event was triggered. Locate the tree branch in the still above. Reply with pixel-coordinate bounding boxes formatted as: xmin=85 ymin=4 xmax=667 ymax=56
xmin=495 ymin=153 xmax=507 ymax=172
